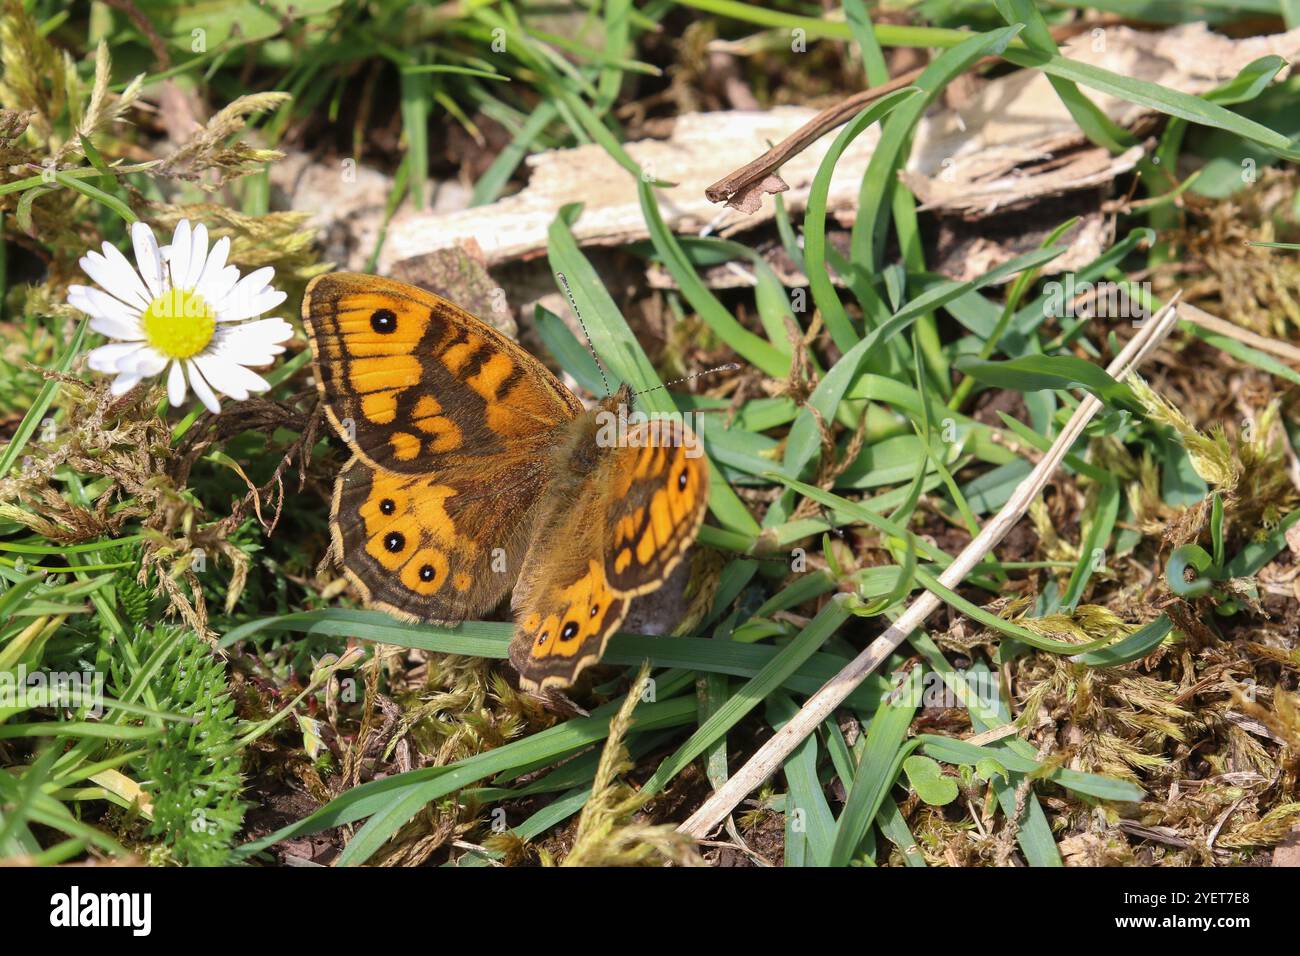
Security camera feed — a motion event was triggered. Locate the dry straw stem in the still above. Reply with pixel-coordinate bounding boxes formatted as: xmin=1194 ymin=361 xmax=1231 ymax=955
xmin=1179 ymin=301 xmax=1300 ymax=366
xmin=679 ymin=292 xmax=1185 ymax=840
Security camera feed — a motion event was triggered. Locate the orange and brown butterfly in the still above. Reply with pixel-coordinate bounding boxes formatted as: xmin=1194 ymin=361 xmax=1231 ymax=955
xmin=301 ymin=272 xmax=709 ymax=691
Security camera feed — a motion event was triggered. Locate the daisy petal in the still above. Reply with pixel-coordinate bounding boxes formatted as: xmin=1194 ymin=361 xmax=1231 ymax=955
xmin=193 ymin=354 xmax=270 ymax=401
xmin=169 ymin=220 xmax=194 ymax=290
xmin=186 ymin=360 xmax=222 ymax=414
xmin=185 ymin=223 xmax=209 ymax=292
xmin=167 ymin=360 xmax=188 ymax=407
xmin=215 ymin=267 xmax=277 ymax=316
xmin=212 ymin=342 xmax=286 ymax=366
xmin=109 ymin=372 xmax=143 ymax=397
xmin=219 ymin=316 xmax=294 ymax=342
xmin=204 ymin=264 xmax=242 ymax=306
xmin=211 ymin=318 xmax=294 ymax=363
xmin=79 ymin=250 xmax=150 ymax=311
xmin=68 ymin=285 xmax=142 ymax=330
xmin=98 ymin=241 xmax=155 ymax=308
xmin=119 ymin=348 xmax=168 ymax=378
xmin=89 ymin=315 xmax=146 ymax=342
xmin=88 ymin=343 xmax=144 ymax=372
xmin=193 ymin=236 xmax=230 ymax=302
xmin=219 ymin=287 xmax=287 ymax=323
xmin=132 ymin=222 xmax=166 ymax=298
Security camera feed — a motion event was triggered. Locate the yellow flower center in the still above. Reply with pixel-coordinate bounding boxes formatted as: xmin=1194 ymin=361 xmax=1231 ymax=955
xmin=140 ymin=289 xmax=216 ymax=359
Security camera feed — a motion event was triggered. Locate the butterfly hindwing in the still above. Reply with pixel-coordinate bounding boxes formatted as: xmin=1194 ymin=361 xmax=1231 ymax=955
xmin=508 ymin=414 xmax=709 ymax=691
xmin=331 ymin=454 xmax=548 ymax=623
xmin=508 ymin=487 xmax=630 ymax=692
xmin=303 ymin=272 xmax=582 ymax=474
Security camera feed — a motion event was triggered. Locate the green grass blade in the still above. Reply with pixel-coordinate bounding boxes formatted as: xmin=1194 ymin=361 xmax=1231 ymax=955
xmin=852 ymin=26 xmax=1023 ymax=269
xmin=830 ymin=665 xmax=922 ymax=865
xmin=238 ymin=694 xmax=696 ymax=862
xmin=767 ymin=693 xmax=837 ymax=866
xmin=0 ymin=320 xmax=87 ymax=480
xmin=639 ymin=597 xmax=852 ymax=797
xmin=803 ymin=87 xmax=921 ymax=351
xmin=637 ymin=180 xmax=788 ymax=377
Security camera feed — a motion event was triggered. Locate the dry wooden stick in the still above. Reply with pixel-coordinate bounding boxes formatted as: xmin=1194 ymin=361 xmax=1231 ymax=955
xmin=678 ymin=292 xmax=1183 ymax=840
xmin=704 ymin=68 xmax=922 ymax=207
xmin=1179 ymin=301 xmax=1300 ymax=366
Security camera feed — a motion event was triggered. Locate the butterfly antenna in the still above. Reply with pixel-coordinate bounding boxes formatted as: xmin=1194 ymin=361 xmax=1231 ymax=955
xmin=631 ymin=363 xmax=741 ymax=398
xmin=555 ymin=272 xmax=611 ymax=398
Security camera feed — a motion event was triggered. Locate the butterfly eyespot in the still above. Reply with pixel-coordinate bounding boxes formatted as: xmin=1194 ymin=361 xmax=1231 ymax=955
xmin=383 ymin=531 xmax=405 ymax=552
xmin=560 ymin=621 xmax=579 ymax=641
xmin=590 ymin=604 xmax=599 ymax=617
xmin=419 ymin=564 xmax=436 ymax=582
xmin=379 ymin=498 xmax=396 ymax=515
xmin=370 ymin=308 xmax=398 ymax=334
xmin=536 ymin=633 xmax=547 ymax=646
xmin=677 ymin=470 xmax=688 ymax=491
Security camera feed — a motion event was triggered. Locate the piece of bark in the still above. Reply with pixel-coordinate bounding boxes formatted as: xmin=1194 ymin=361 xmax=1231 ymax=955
xmin=902 ymin=24 xmax=1299 ymax=211
xmin=903 ymin=145 xmax=1143 ymax=217
xmin=381 ymin=105 xmax=866 ymax=272
xmin=379 ymin=24 xmax=1300 ymax=278
xmin=388 ymin=240 xmax=517 ymax=338
xmin=268 ymin=151 xmax=472 ymax=271
xmin=930 ymin=197 xmax=1113 ymax=283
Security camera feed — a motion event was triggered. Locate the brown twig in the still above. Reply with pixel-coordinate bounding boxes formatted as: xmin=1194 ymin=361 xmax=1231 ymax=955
xmin=703 ymin=23 xmax=1093 ymax=210
xmin=704 ymin=68 xmax=921 ymax=208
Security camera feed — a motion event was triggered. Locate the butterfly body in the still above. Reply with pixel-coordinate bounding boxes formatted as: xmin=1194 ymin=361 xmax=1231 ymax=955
xmin=303 ymin=273 xmax=709 ymax=691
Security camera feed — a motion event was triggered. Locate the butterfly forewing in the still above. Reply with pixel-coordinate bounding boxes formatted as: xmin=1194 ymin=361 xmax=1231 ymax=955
xmin=306 ymin=273 xmax=584 ymax=624
xmin=303 ymin=272 xmax=582 ymax=474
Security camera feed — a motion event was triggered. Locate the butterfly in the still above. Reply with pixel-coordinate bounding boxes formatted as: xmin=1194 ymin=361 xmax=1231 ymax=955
xmin=302 ymin=272 xmax=710 ymax=691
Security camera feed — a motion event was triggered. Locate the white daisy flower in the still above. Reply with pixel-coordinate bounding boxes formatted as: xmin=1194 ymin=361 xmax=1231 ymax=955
xmin=68 ymin=219 xmax=294 ymax=414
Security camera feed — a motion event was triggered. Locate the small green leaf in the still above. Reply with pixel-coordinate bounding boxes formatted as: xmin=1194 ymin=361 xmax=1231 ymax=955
xmin=903 ymin=755 xmax=959 ymax=806
xmin=1165 ymin=544 xmax=1216 ymax=598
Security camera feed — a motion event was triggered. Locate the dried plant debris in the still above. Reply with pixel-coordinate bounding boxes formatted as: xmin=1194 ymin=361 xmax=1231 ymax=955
xmin=557 ymin=667 xmax=703 ymax=867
